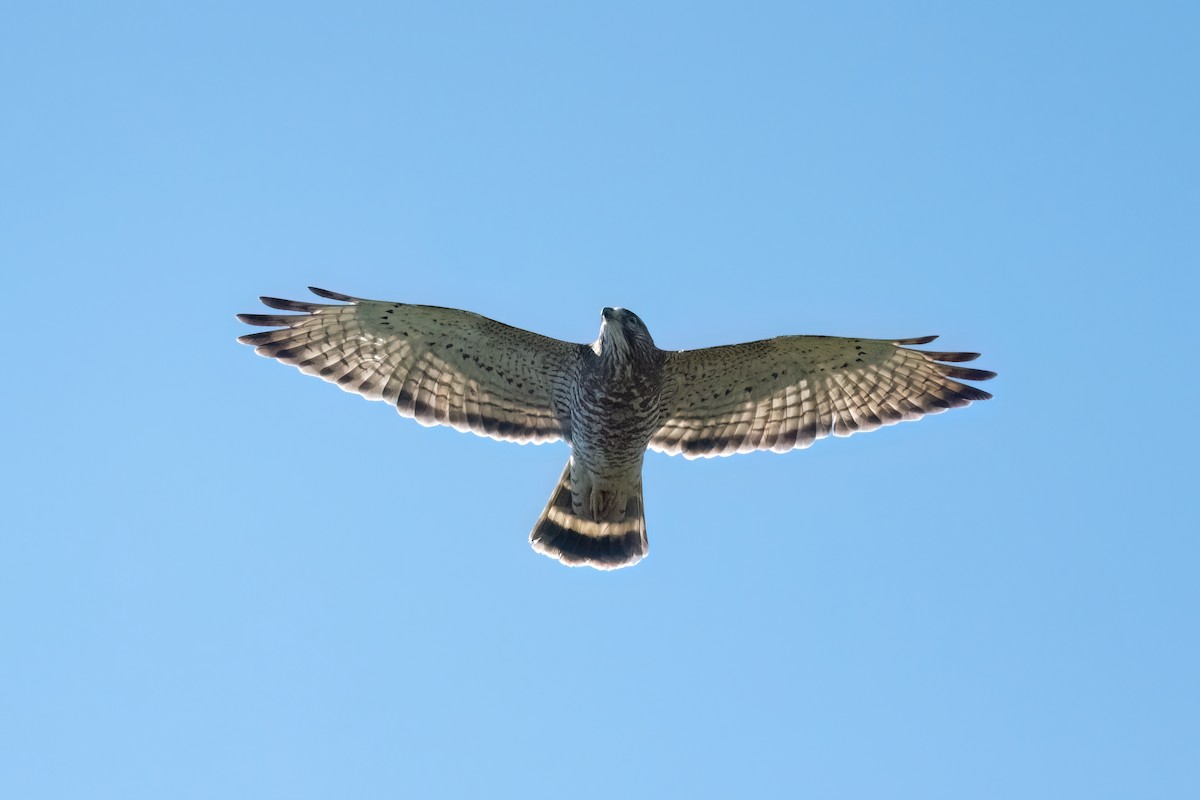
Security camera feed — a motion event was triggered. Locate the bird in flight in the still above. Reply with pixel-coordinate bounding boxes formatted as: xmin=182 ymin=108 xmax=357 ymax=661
xmin=238 ymin=288 xmax=995 ymax=570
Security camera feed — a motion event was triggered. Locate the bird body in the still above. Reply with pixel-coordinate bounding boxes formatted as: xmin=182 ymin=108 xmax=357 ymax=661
xmin=531 ymin=308 xmax=667 ymax=567
xmin=238 ymin=288 xmax=995 ymax=570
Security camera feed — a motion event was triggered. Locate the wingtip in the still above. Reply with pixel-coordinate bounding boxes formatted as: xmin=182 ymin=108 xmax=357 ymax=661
xmin=260 ymin=296 xmax=325 ymax=312
xmin=940 ymin=365 xmax=998 ymax=381
xmin=895 ymin=334 xmax=939 ymax=345
xmin=308 ymin=286 xmax=357 ymax=302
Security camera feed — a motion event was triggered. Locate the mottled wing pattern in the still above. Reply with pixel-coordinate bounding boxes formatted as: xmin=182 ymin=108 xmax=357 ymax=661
xmin=238 ymin=288 xmax=583 ymax=444
xmin=651 ymin=335 xmax=995 ymax=459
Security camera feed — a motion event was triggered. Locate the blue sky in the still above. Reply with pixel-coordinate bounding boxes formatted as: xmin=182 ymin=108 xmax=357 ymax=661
xmin=2 ymin=2 xmax=1197 ymax=797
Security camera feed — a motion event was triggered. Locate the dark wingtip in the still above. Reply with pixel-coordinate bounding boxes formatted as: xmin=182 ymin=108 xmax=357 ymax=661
xmin=236 ymin=313 xmax=304 ymax=327
xmin=308 ymin=286 xmax=357 ymax=302
xmin=236 ymin=313 xmax=276 ymax=326
xmin=260 ymin=296 xmax=323 ymax=312
xmin=953 ymin=385 xmax=994 ymax=402
xmin=940 ymin=365 xmax=998 ymax=381
xmin=895 ymin=334 xmax=939 ymax=345
xmin=923 ymin=351 xmax=982 ymax=363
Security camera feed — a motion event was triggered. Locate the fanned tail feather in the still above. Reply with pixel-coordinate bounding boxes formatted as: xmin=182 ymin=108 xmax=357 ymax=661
xmin=530 ymin=461 xmax=647 ymax=570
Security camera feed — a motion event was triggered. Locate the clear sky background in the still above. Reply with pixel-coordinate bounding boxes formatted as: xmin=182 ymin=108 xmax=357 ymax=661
xmin=2 ymin=2 xmax=1197 ymax=798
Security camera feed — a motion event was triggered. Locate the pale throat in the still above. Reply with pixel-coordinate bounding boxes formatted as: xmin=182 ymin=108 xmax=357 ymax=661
xmin=592 ymin=320 xmax=633 ymax=360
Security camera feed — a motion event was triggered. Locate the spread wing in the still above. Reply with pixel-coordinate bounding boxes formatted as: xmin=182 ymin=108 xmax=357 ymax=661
xmin=237 ymin=287 xmax=583 ymax=444
xmin=651 ymin=334 xmax=995 ymax=459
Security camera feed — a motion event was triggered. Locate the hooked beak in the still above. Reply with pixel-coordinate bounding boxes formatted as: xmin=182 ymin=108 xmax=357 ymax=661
xmin=602 ymin=307 xmax=615 ymax=320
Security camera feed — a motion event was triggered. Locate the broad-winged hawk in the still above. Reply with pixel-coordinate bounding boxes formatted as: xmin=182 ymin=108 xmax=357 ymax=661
xmin=238 ymin=288 xmax=995 ymax=570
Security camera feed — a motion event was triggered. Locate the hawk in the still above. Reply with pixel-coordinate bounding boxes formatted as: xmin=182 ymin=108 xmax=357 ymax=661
xmin=238 ymin=288 xmax=995 ymax=570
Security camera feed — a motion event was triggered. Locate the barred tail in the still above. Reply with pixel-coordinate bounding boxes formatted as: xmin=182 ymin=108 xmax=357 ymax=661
xmin=529 ymin=460 xmax=648 ymax=570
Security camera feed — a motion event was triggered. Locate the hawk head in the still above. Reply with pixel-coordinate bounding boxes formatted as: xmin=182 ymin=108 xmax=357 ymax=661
xmin=596 ymin=307 xmax=656 ymax=359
